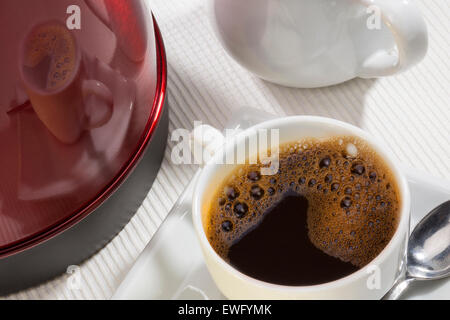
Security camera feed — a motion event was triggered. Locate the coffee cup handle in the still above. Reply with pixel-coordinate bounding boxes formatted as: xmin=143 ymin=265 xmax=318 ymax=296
xmin=356 ymin=0 xmax=428 ymax=78
xmin=82 ymin=79 xmax=114 ymax=129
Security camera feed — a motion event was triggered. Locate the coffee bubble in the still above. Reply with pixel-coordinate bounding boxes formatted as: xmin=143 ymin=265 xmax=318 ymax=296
xmin=250 ymin=185 xmax=264 ymax=200
xmin=233 ymin=202 xmax=248 ymax=218
xmin=225 ymin=187 xmax=239 ymax=201
xmin=247 ymin=171 xmax=261 ymax=182
xmin=319 ymin=156 xmax=331 ymax=169
xmin=221 ymin=220 xmax=233 ymax=232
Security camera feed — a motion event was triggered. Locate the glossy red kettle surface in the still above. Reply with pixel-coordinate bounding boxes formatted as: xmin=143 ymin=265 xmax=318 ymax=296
xmin=0 ymin=0 xmax=162 ymax=254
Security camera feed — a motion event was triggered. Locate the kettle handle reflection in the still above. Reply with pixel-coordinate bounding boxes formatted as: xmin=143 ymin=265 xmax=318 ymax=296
xmin=84 ymin=0 xmax=148 ymax=63
xmin=84 ymin=0 xmax=111 ymax=28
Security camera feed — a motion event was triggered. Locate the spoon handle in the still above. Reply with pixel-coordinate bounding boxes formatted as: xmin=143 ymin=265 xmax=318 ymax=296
xmin=382 ymin=275 xmax=415 ymax=300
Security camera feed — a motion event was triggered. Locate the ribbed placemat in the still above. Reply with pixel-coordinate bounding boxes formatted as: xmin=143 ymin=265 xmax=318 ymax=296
xmin=5 ymin=0 xmax=449 ymax=299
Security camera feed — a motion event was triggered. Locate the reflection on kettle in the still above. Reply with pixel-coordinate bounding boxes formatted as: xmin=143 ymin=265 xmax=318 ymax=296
xmin=19 ymin=20 xmax=116 ymax=144
xmin=0 ymin=0 xmax=156 ymax=203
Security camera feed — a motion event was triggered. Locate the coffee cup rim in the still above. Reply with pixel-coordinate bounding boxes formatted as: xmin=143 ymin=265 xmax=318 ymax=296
xmin=192 ymin=115 xmax=411 ymax=293
xmin=18 ymin=20 xmax=81 ymax=96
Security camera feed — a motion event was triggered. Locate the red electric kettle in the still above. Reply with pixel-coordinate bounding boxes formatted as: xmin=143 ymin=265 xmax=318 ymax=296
xmin=0 ymin=0 xmax=168 ymax=294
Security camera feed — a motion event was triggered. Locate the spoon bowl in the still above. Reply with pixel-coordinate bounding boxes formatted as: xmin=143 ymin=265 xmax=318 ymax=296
xmin=408 ymin=200 xmax=450 ymax=280
xmin=384 ymin=200 xmax=450 ymax=299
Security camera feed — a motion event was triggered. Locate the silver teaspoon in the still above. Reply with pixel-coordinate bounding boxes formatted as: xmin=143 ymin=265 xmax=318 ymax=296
xmin=383 ymin=200 xmax=450 ymax=300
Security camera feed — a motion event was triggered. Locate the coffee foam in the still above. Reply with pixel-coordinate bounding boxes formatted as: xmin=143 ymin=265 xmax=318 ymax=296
xmin=23 ymin=23 xmax=77 ymax=91
xmin=206 ymin=136 xmax=400 ymax=268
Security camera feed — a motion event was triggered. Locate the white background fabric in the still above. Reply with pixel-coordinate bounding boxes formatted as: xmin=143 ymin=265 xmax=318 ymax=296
xmin=5 ymin=0 xmax=449 ymax=299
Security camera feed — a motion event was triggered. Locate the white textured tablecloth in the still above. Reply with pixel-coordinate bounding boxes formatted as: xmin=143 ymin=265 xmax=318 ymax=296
xmin=6 ymin=0 xmax=449 ymax=299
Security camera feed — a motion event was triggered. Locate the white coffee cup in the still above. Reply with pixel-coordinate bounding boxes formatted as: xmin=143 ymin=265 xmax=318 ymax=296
xmin=209 ymin=0 xmax=428 ymax=88
xmin=192 ymin=116 xmax=411 ymax=299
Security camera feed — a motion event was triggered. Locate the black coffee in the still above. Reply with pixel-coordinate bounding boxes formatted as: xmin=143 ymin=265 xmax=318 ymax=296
xmin=206 ymin=136 xmax=401 ymax=286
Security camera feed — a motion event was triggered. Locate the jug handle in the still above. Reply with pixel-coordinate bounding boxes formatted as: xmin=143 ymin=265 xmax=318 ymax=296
xmin=84 ymin=0 xmax=112 ymax=29
xmin=356 ymin=0 xmax=428 ymax=78
xmin=84 ymin=0 xmax=148 ymax=63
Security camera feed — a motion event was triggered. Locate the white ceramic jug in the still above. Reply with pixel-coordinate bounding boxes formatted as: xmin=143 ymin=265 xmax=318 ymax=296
xmin=209 ymin=0 xmax=428 ymax=88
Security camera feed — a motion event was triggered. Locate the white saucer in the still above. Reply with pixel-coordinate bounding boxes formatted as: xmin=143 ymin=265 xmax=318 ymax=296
xmin=112 ymin=166 xmax=449 ymax=300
